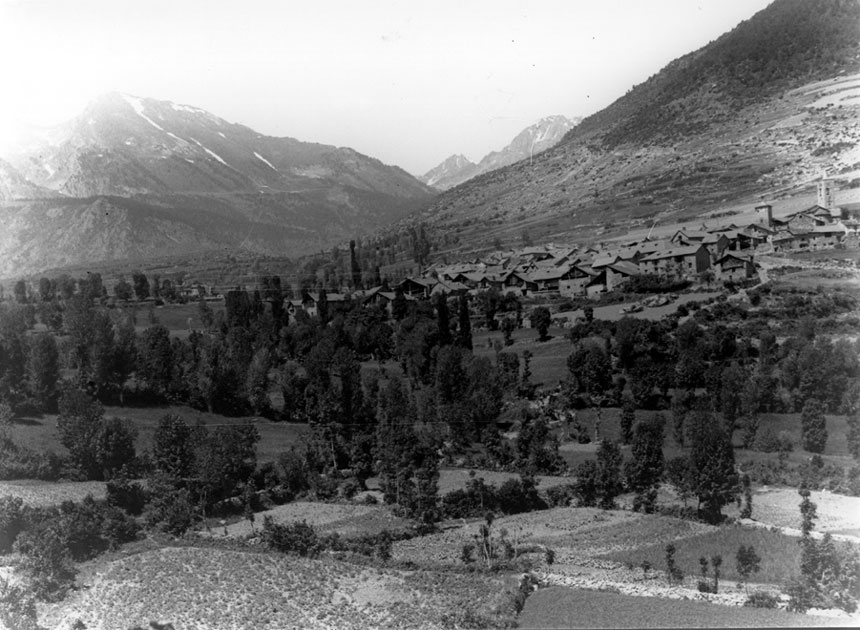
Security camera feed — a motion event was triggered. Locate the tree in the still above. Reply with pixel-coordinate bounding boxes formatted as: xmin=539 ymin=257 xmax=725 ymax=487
xmin=13 ymin=280 xmax=27 ymax=304
xmin=625 ymin=413 xmax=665 ymax=513
xmin=245 ymin=348 xmax=272 ymax=415
xmin=113 ymin=277 xmax=133 ymax=302
xmin=56 ymin=386 xmax=136 ymax=480
xmin=151 ymin=414 xmax=196 ymax=483
xmin=567 ymin=342 xmax=612 ymax=400
xmin=434 ymin=293 xmax=452 ymax=347
xmin=501 ymin=316 xmax=516 ymax=346
xmin=848 ymin=414 xmax=860 ymax=462
xmin=687 ymin=410 xmax=738 ymax=524
xmin=595 ymin=440 xmax=623 ymax=510
xmin=736 ymin=545 xmax=761 ymax=592
xmin=620 ymin=395 xmax=636 ymax=445
xmin=137 ymin=325 xmax=173 ymax=396
xmin=26 ymin=334 xmax=60 ymax=412
xmin=131 ymin=271 xmax=150 ymax=301
xmin=56 ymin=387 xmax=107 ymax=480
xmin=13 ymin=523 xmax=77 ymax=601
xmin=457 ymin=294 xmax=472 ymax=350
xmin=801 ymin=398 xmax=827 ymax=454
xmin=530 ymin=307 xmax=551 ymax=341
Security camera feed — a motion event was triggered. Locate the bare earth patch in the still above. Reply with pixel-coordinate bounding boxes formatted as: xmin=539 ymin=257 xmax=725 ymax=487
xmin=0 ymin=480 xmax=106 ymax=507
xmin=205 ymin=501 xmax=412 ymax=538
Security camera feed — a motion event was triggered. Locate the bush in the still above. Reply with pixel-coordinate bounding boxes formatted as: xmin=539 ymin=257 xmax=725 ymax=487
xmin=13 ymin=523 xmax=77 ymax=601
xmin=744 ymin=590 xmax=779 ymax=608
xmin=106 ymin=476 xmax=147 ymax=516
xmin=261 ymin=517 xmax=320 ymax=557
xmin=752 ymin=426 xmax=793 ymax=453
xmin=544 ymin=484 xmax=576 ymax=508
xmin=144 ymin=483 xmax=199 ymax=536
xmin=0 ymin=496 xmax=27 ymax=553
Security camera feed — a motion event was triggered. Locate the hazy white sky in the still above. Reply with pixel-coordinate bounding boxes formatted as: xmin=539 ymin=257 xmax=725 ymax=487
xmin=0 ymin=0 xmax=773 ymax=175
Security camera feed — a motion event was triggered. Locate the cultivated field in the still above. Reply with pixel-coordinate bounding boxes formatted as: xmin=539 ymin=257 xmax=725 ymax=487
xmin=40 ymin=546 xmax=518 ymax=630
xmin=518 ymin=586 xmax=844 ymax=628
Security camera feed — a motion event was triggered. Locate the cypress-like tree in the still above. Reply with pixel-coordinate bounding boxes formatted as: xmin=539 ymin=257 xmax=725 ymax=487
xmin=625 ymin=413 xmax=665 ymax=513
xmin=620 ymin=395 xmax=636 ymax=445
xmin=688 ymin=409 xmax=738 ymax=524
xmin=457 ymin=294 xmax=472 ymax=350
xmin=435 ymin=293 xmax=452 ymax=347
xmin=801 ymin=398 xmax=827 ymax=454
xmin=595 ymin=440 xmax=624 ymax=510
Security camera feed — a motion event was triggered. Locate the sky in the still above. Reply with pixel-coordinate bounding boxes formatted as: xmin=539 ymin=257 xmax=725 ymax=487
xmin=0 ymin=0 xmax=775 ymax=176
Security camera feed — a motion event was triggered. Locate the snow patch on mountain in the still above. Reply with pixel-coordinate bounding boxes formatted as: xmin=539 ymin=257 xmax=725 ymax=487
xmin=190 ymin=137 xmax=230 ymax=167
xmin=254 ymin=151 xmax=279 ymax=172
xmin=121 ymin=94 xmax=165 ymax=132
xmin=171 ymin=103 xmax=205 ymax=114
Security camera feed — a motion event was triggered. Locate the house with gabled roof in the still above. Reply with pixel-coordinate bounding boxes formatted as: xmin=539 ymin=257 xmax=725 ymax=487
xmin=430 ymin=279 xmax=469 ymax=297
xmin=713 ymin=252 xmax=756 ymax=282
xmin=605 ymin=260 xmax=642 ymax=291
xmin=559 ymin=264 xmax=601 ymax=297
xmin=638 ymin=245 xmax=711 ymax=280
xmin=398 ymin=276 xmax=435 ymax=298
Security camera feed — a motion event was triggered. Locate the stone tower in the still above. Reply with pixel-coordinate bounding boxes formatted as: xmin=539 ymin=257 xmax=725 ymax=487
xmin=817 ymin=177 xmax=834 ymax=210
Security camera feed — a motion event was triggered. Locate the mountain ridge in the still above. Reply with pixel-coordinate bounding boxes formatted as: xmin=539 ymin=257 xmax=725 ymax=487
xmin=0 ymin=93 xmax=435 ymax=277
xmin=399 ymin=0 xmax=860 ymax=258
xmin=420 ymin=115 xmax=581 ymax=191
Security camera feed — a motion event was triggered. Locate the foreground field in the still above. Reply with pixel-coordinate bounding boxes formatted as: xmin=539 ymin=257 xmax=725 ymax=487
xmin=40 ymin=546 xmax=516 ymax=630
xmin=518 ymin=587 xmax=844 ymax=628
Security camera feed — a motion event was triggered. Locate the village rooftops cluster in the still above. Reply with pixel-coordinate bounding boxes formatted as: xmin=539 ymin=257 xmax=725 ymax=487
xmin=283 ymin=184 xmax=859 ymax=315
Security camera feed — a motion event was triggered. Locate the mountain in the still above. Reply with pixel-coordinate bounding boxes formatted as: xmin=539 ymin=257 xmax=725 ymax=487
xmin=420 ymin=155 xmax=478 ymax=190
xmin=0 ymin=93 xmax=435 ymax=277
xmin=0 ymin=158 xmax=55 ymax=202
xmin=420 ymin=115 xmax=581 ymax=191
xmin=404 ymin=0 xmax=860 ymax=255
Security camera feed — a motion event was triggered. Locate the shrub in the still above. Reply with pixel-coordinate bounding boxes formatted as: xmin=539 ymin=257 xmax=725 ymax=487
xmin=106 ymin=476 xmax=147 ymax=516
xmin=744 ymin=590 xmax=779 ymax=609
xmin=0 ymin=496 xmax=27 ymax=553
xmin=665 ymin=543 xmax=684 ymax=585
xmin=261 ymin=517 xmax=320 ymax=557
xmin=13 ymin=523 xmax=77 ymax=601
xmin=145 ymin=482 xmax=199 ymax=536
xmin=544 ymin=484 xmax=576 ymax=508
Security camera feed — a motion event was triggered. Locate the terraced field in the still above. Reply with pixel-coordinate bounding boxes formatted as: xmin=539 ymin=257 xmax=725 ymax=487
xmin=41 ymin=546 xmax=518 ymax=630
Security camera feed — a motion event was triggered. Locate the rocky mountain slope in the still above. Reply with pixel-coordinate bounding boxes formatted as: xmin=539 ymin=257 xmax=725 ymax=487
xmin=404 ymin=0 xmax=860 ymax=257
xmin=420 ymin=115 xmax=581 ymax=190
xmin=0 ymin=93 xmax=435 ymax=278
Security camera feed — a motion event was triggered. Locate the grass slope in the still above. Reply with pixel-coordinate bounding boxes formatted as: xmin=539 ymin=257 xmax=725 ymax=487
xmin=518 ymin=586 xmax=844 ymax=628
xmin=40 ymin=545 xmax=516 ymax=630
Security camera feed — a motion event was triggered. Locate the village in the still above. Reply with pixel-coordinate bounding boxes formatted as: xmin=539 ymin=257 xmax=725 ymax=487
xmin=284 ymin=179 xmax=860 ymax=323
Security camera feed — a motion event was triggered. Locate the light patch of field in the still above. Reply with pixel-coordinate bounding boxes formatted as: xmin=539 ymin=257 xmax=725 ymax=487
xmin=393 ymin=507 xmax=713 ymax=566
xmin=600 ymin=526 xmax=807 ymax=585
xmin=40 ymin=546 xmax=515 ymax=630
xmin=208 ymin=501 xmax=412 ymax=538
xmin=557 ymin=292 xmax=722 ymax=324
xmin=742 ymin=487 xmax=860 ymax=535
xmin=0 ymin=479 xmax=106 ymax=507
xmin=436 ymin=468 xmax=572 ymax=495
xmin=518 ymin=586 xmax=845 ymax=628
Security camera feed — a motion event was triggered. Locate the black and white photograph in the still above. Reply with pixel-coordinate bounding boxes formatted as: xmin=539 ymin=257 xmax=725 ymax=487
xmin=1 ymin=0 xmax=859 ymax=628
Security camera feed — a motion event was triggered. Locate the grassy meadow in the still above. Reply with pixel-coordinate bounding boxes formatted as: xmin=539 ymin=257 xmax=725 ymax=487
xmin=599 ymin=526 xmax=803 ymax=585
xmin=518 ymin=587 xmax=844 ymax=629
